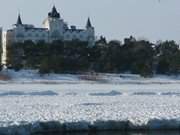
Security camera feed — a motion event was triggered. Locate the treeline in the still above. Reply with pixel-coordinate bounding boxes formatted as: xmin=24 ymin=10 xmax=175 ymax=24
xmin=5 ymin=36 xmax=180 ymax=77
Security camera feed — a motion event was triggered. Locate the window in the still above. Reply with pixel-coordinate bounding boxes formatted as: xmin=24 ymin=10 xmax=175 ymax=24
xmin=80 ymin=35 xmax=83 ymax=38
xmin=73 ymin=35 xmax=77 ymax=39
xmin=42 ymin=33 xmax=46 ymax=37
xmin=28 ymin=33 xmax=32 ymax=37
xmin=35 ymin=33 xmax=39 ymax=37
xmin=66 ymin=34 xmax=70 ymax=39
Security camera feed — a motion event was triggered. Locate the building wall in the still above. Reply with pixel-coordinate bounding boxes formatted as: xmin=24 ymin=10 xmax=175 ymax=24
xmin=63 ymin=30 xmax=88 ymax=41
xmin=43 ymin=16 xmax=95 ymax=43
xmin=5 ymin=15 xmax=95 ymax=45
xmin=2 ymin=31 xmax=7 ymax=65
xmin=0 ymin=27 xmax=2 ymax=42
xmin=12 ymin=26 xmax=49 ymax=43
xmin=23 ymin=30 xmax=49 ymax=43
xmin=0 ymin=28 xmax=2 ymax=65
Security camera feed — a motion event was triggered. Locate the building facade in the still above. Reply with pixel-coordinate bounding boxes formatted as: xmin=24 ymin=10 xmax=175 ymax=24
xmin=2 ymin=6 xmax=95 ymax=65
xmin=0 ymin=27 xmax=2 ymax=62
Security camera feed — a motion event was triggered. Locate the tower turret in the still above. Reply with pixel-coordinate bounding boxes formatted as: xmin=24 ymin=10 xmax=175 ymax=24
xmin=43 ymin=6 xmax=66 ymax=42
xmin=86 ymin=17 xmax=92 ymax=29
xmin=48 ymin=5 xmax=60 ymax=18
xmin=86 ymin=17 xmax=95 ymax=46
xmin=16 ymin=14 xmax=23 ymax=25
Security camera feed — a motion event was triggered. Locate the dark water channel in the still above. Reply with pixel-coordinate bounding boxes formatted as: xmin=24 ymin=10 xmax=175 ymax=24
xmin=34 ymin=130 xmax=180 ymax=135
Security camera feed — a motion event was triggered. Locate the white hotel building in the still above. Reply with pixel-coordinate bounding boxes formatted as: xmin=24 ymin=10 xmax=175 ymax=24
xmin=1 ymin=6 xmax=95 ymax=65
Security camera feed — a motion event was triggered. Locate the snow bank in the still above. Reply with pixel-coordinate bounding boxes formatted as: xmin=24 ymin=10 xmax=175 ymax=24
xmin=1 ymin=69 xmax=180 ymax=84
xmin=0 ymin=70 xmax=81 ymax=84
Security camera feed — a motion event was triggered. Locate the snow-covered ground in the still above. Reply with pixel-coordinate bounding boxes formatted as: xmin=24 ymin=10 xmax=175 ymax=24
xmin=0 ymin=70 xmax=180 ymax=134
xmin=1 ymin=69 xmax=180 ymax=84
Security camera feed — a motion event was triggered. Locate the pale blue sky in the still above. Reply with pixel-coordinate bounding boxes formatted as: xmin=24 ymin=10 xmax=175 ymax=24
xmin=0 ymin=0 xmax=180 ymax=42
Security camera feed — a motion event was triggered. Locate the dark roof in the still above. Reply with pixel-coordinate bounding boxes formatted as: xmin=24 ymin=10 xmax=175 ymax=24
xmin=25 ymin=27 xmax=48 ymax=31
xmin=86 ymin=17 xmax=92 ymax=28
xmin=7 ymin=29 xmax=13 ymax=32
xmin=65 ymin=29 xmax=84 ymax=33
xmin=48 ymin=5 xmax=60 ymax=18
xmin=16 ymin=14 xmax=22 ymax=25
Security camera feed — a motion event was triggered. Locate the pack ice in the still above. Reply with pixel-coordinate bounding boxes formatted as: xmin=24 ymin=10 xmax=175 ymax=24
xmin=0 ymin=70 xmax=180 ymax=134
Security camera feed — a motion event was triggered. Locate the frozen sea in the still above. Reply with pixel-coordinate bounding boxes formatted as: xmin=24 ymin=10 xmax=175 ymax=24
xmin=1 ymin=70 xmax=180 ymax=134
xmin=0 ymin=82 xmax=180 ymax=134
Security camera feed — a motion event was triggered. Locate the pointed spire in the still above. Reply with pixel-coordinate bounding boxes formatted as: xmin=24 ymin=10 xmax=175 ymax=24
xmin=16 ymin=13 xmax=22 ymax=25
xmin=52 ymin=5 xmax=57 ymax=13
xmin=48 ymin=5 xmax=60 ymax=18
xmin=86 ymin=17 xmax=92 ymax=28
